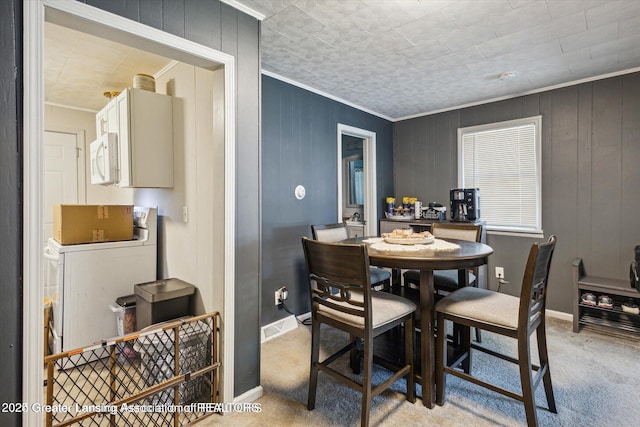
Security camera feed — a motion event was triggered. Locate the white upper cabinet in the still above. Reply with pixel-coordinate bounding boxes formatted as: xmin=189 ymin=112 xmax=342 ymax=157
xmin=95 ymin=87 xmax=174 ymax=188
xmin=96 ymin=98 xmax=118 ymax=136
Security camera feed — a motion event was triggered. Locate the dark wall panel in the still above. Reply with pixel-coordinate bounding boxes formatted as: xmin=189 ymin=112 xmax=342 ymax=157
xmin=161 ymin=0 xmax=185 ymax=38
xmin=185 ymin=0 xmax=222 ymax=48
xmin=393 ymin=72 xmax=640 ymax=314
xmin=261 ymin=75 xmax=394 ymax=326
xmin=85 ymin=0 xmax=140 ymax=21
xmin=0 ymin=1 xmax=22 ymax=425
xmin=621 ymin=75 xmax=640 ymax=267
xmin=139 ymin=0 xmax=162 ymax=29
xmin=233 ymin=10 xmax=261 ymax=394
xmin=576 ymin=85 xmax=594 ymax=269
xmin=591 ymin=78 xmax=623 ymax=278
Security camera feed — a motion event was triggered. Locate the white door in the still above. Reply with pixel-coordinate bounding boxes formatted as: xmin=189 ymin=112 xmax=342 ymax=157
xmin=43 ymin=131 xmax=81 ymax=243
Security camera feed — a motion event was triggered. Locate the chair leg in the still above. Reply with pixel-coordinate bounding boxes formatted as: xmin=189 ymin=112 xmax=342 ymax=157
xmin=518 ymin=333 xmax=539 ymax=427
xmin=474 ymin=327 xmax=482 ymax=343
xmin=536 ymin=322 xmax=557 ymax=413
xmin=405 ymin=317 xmax=416 ymax=403
xmin=390 ymin=268 xmax=401 ymax=288
xmin=435 ymin=313 xmax=446 ymax=406
xmin=350 ymin=334 xmax=362 ymax=375
xmin=308 ymin=319 xmax=320 ymax=410
xmin=461 ymin=325 xmax=472 ymax=374
xmin=361 ymin=333 xmax=374 ymax=427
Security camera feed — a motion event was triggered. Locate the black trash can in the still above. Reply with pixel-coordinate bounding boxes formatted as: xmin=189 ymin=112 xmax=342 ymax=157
xmin=134 ymin=278 xmax=195 ymax=330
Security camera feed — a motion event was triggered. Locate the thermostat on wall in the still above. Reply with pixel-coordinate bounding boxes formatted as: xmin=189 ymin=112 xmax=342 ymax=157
xmin=295 ymin=185 xmax=306 ymax=200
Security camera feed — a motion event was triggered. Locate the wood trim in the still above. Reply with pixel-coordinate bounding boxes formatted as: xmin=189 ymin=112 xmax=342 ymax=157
xmin=337 ymin=124 xmax=378 ymax=237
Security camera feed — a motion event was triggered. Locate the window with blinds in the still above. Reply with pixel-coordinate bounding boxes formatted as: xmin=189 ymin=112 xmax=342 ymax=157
xmin=458 ymin=116 xmax=542 ymax=235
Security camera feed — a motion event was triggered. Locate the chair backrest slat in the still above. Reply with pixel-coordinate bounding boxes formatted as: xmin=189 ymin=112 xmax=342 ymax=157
xmin=311 ymin=275 xmax=365 ymax=308
xmin=311 ymin=223 xmax=349 ymax=242
xmin=430 ymin=222 xmax=481 ymax=242
xmin=519 ymin=235 xmax=557 ymax=329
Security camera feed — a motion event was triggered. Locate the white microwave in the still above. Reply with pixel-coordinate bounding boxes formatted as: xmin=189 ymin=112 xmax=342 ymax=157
xmin=90 ymin=132 xmax=118 ymax=185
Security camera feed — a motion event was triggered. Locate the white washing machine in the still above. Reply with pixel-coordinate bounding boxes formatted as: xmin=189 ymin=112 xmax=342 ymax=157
xmin=44 ymin=207 xmax=158 ymax=354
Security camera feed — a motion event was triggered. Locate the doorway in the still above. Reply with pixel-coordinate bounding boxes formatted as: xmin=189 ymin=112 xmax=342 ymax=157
xmin=43 ymin=130 xmax=84 ymax=244
xmin=337 ymin=124 xmax=377 ymax=236
xmin=24 ymin=2 xmax=237 ymax=423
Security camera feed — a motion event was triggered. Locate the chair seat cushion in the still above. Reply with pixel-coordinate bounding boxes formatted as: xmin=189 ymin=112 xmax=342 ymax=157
xmin=403 ymin=269 xmax=476 ymax=291
xmin=318 ymin=290 xmax=416 ymax=329
xmin=435 ymin=287 xmax=519 ymax=330
xmin=370 ymin=267 xmax=391 ymax=285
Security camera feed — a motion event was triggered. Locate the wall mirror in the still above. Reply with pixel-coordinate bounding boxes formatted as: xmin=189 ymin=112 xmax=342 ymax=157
xmin=347 ymin=159 xmax=364 ymax=206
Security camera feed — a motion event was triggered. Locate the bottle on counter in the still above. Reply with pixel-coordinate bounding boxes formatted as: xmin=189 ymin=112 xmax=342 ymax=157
xmin=414 ymin=201 xmax=422 ymax=219
xmin=386 ymin=197 xmax=395 ymax=216
xmin=402 ymin=197 xmax=410 ymax=211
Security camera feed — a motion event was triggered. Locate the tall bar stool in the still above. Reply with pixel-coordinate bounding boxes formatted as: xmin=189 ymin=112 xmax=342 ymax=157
xmin=302 ymin=237 xmax=416 ymax=427
xmin=435 ymin=235 xmax=558 ymax=427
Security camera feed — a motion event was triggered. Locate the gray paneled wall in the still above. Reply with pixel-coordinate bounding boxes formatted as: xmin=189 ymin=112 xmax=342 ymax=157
xmin=0 ymin=1 xmax=22 ymax=425
xmin=261 ymin=75 xmax=394 ymax=326
xmin=394 ymin=72 xmax=640 ymax=314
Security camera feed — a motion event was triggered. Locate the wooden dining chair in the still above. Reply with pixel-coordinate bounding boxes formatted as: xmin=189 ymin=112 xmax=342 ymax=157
xmin=311 ymin=223 xmax=392 ymax=290
xmin=301 ymin=237 xmax=416 ymax=427
xmin=435 ymin=235 xmax=557 ymax=427
xmin=403 ymin=222 xmax=483 ymax=341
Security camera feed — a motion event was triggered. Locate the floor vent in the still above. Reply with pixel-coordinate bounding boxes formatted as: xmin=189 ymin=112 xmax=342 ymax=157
xmin=261 ymin=315 xmax=297 ymax=343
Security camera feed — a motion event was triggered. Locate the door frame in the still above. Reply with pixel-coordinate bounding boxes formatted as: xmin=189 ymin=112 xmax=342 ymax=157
xmin=336 ymin=124 xmax=377 ymax=236
xmin=24 ymin=1 xmax=237 ymax=422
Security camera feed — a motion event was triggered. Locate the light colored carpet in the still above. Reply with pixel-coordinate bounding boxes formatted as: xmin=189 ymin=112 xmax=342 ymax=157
xmin=198 ymin=317 xmax=640 ymax=426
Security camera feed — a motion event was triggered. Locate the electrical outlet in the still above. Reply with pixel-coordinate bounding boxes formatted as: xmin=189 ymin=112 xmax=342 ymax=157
xmin=495 ymin=266 xmax=504 ymax=279
xmin=274 ymin=286 xmax=288 ymax=306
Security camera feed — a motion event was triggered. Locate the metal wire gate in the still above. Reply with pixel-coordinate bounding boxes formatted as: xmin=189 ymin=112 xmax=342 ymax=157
xmin=43 ymin=312 xmax=220 ymax=427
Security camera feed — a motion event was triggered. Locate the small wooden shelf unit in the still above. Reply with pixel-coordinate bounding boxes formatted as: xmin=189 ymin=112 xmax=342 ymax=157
xmin=573 ymin=258 xmax=640 ymax=338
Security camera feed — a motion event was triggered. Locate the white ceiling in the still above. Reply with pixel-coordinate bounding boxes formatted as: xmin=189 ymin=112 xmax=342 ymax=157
xmin=45 ymin=22 xmax=174 ymax=112
xmin=45 ymin=0 xmax=640 ymax=120
xmin=237 ymin=0 xmax=640 ymax=120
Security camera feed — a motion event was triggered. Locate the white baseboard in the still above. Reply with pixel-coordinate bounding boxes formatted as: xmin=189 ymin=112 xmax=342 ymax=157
xmin=233 ymin=385 xmax=264 ymax=404
xmin=259 ymin=310 xmax=572 ymax=337
xmin=212 ymin=385 xmax=263 ymax=416
xmin=260 ymin=315 xmax=297 ymax=343
xmin=546 ymin=309 xmax=572 ymax=322
xmin=297 ymin=311 xmax=311 ymax=322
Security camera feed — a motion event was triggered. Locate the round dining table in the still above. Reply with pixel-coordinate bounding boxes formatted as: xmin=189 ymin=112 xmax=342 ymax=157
xmin=341 ymin=236 xmax=494 ymax=408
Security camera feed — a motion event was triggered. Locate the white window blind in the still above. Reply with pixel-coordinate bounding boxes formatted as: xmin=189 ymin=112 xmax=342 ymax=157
xmin=458 ymin=116 xmax=542 ymax=235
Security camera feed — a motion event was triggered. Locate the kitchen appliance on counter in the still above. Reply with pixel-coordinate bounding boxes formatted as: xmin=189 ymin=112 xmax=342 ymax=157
xmin=44 ymin=207 xmax=158 ymax=357
xmin=422 ymin=202 xmax=447 ymax=220
xmin=90 ymin=132 xmax=118 ymax=185
xmin=450 ymin=188 xmax=480 ymax=222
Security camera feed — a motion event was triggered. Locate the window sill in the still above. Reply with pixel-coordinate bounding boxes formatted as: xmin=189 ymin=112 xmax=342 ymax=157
xmin=487 ymin=229 xmax=544 ymax=239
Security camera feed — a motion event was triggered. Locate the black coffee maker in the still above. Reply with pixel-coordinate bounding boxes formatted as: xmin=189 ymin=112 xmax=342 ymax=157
xmin=450 ymin=188 xmax=480 ymax=222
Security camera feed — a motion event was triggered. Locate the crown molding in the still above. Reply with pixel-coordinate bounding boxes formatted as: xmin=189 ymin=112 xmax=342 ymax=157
xmin=220 ymin=0 xmax=266 ymax=20
xmin=261 ymin=69 xmax=394 ymax=122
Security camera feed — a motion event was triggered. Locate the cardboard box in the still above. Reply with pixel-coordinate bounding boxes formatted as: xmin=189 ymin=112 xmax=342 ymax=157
xmin=53 ymin=204 xmax=134 ymax=244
